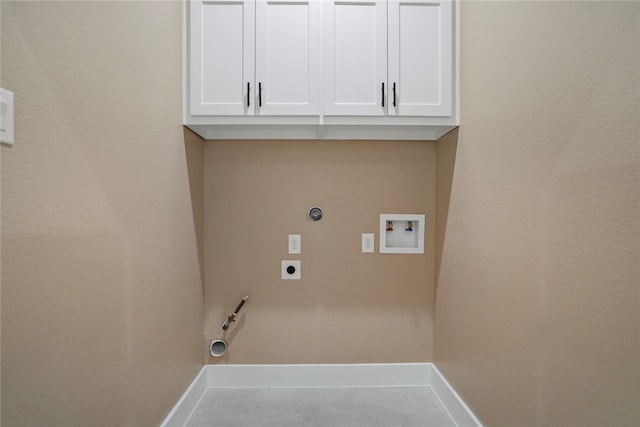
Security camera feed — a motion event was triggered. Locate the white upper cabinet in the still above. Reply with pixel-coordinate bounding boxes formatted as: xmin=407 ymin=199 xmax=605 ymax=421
xmin=189 ymin=0 xmax=321 ymax=116
xmin=185 ymin=0 xmax=457 ymax=139
xmin=190 ymin=0 xmax=255 ymax=115
xmin=323 ymin=0 xmax=452 ymax=117
xmin=388 ymin=0 xmax=452 ymax=117
xmin=323 ymin=0 xmax=388 ymax=116
xmin=256 ymin=0 xmax=321 ymax=115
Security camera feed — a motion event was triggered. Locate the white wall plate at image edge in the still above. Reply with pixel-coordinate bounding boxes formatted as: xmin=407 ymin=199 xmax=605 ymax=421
xmin=0 ymin=89 xmax=14 ymax=145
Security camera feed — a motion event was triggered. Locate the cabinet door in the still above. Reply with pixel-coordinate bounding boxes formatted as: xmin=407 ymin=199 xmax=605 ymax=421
xmin=190 ymin=0 xmax=255 ymax=115
xmin=388 ymin=0 xmax=452 ymax=116
xmin=323 ymin=0 xmax=387 ymax=116
xmin=256 ymin=0 xmax=321 ymax=115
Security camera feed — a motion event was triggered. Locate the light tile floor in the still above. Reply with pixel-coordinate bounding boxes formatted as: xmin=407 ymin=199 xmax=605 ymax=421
xmin=184 ymin=387 xmax=457 ymax=427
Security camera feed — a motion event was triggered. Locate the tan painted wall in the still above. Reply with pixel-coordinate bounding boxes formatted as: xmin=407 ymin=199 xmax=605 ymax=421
xmin=3 ymin=0 xmax=638 ymax=425
xmin=435 ymin=1 xmax=639 ymax=426
xmin=1 ymin=2 xmax=204 ymax=426
xmin=204 ymin=140 xmax=435 ymax=364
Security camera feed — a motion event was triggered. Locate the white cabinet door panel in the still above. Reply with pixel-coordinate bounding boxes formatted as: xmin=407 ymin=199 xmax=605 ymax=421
xmin=256 ymin=0 xmax=321 ymax=115
xmin=388 ymin=0 xmax=452 ymax=116
xmin=190 ymin=0 xmax=255 ymax=115
xmin=324 ymin=0 xmax=387 ymax=116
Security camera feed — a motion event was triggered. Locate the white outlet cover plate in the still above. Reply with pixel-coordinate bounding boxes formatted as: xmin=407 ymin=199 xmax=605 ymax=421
xmin=281 ymin=260 xmax=301 ymax=280
xmin=288 ymin=234 xmax=301 ymax=254
xmin=362 ymin=233 xmax=375 ymax=253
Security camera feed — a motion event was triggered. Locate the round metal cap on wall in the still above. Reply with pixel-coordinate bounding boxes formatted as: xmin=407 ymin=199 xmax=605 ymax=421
xmin=308 ymin=206 xmax=323 ymax=221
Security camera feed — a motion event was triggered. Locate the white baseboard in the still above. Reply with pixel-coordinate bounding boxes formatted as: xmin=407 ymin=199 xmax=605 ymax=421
xmin=430 ymin=364 xmax=485 ymax=427
xmin=160 ymin=363 xmax=482 ymax=427
xmin=159 ymin=366 xmax=208 ymax=427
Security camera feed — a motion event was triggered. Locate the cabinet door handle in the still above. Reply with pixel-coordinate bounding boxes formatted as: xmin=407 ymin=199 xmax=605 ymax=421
xmin=258 ymin=82 xmax=262 ymax=107
xmin=393 ymin=82 xmax=397 ymax=107
xmin=381 ymin=82 xmax=385 ymax=107
xmin=247 ymin=82 xmax=250 ymax=107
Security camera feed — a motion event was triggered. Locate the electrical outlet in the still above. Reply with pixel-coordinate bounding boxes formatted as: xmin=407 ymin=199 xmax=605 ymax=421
xmin=362 ymin=233 xmax=375 ymax=253
xmin=281 ymin=260 xmax=301 ymax=280
xmin=288 ymin=234 xmax=301 ymax=254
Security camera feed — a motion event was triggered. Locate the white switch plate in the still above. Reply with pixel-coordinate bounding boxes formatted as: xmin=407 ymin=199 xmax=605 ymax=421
xmin=281 ymin=260 xmax=301 ymax=280
xmin=0 ymin=89 xmax=14 ymax=146
xmin=288 ymin=234 xmax=301 ymax=254
xmin=362 ymin=233 xmax=375 ymax=253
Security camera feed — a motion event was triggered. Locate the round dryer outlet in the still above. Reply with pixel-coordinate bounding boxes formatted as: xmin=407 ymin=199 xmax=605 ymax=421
xmin=281 ymin=260 xmax=301 ymax=280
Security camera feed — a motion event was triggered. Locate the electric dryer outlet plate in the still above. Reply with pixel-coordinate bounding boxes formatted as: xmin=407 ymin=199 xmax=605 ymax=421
xmin=281 ymin=260 xmax=301 ymax=280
